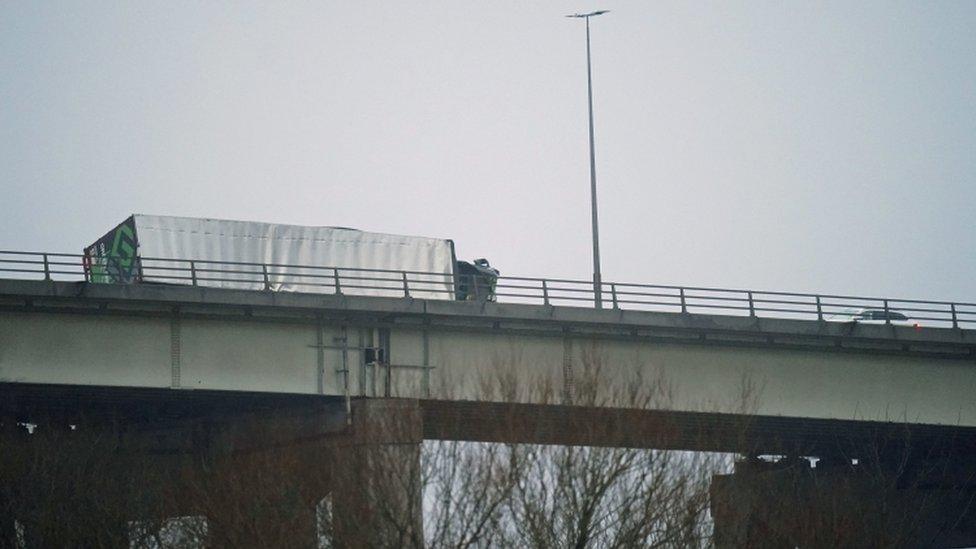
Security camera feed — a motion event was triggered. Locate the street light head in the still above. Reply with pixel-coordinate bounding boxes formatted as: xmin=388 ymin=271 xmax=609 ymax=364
xmin=565 ymin=10 xmax=610 ymax=18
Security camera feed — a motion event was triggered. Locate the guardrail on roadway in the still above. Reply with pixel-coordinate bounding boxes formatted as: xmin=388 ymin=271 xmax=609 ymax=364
xmin=1 ymin=250 xmax=974 ymax=328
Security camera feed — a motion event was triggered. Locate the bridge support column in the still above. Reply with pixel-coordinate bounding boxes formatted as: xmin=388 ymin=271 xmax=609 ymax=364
xmin=710 ymin=455 xmax=976 ymax=548
xmin=190 ymin=413 xmax=339 ymax=548
xmin=0 ymin=416 xmax=146 ymax=549
xmin=332 ymin=399 xmax=424 ymax=548
xmin=0 ymin=416 xmax=20 ymax=547
xmin=204 ymin=483 xmax=319 ymax=549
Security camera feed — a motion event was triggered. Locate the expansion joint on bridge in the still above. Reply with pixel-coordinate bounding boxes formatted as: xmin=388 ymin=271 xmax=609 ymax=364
xmin=562 ymin=332 xmax=575 ymax=404
xmin=170 ymin=308 xmax=181 ymax=389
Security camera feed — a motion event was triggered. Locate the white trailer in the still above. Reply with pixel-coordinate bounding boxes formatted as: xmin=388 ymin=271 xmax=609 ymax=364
xmin=84 ymin=214 xmax=459 ymax=300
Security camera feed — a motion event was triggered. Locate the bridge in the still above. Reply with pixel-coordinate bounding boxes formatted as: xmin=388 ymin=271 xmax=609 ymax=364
xmin=2 ymin=251 xmax=976 ymax=546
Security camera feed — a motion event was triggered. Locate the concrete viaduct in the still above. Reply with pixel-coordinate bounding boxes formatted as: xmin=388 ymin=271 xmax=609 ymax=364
xmin=2 ymin=278 xmax=976 ymax=546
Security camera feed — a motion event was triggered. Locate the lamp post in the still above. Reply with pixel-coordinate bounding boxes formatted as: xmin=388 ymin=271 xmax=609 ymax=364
xmin=566 ymin=10 xmax=609 ymax=309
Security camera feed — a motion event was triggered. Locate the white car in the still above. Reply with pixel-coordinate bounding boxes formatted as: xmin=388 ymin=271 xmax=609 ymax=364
xmin=828 ymin=308 xmax=920 ymax=328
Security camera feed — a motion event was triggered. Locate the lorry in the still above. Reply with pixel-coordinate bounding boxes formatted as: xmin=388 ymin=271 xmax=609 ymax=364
xmin=83 ymin=214 xmax=498 ymax=301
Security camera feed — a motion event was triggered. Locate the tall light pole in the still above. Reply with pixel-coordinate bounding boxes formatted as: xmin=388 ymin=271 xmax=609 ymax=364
xmin=566 ymin=10 xmax=609 ymax=309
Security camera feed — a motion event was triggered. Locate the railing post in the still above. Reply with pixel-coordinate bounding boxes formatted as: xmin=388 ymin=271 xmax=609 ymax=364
xmin=747 ymin=291 xmax=756 ymax=317
xmin=42 ymin=253 xmax=51 ymax=281
xmin=815 ymin=295 xmax=823 ymax=321
xmin=262 ymin=264 xmax=271 ymax=291
xmin=189 ymin=260 xmax=197 ymax=286
xmin=611 ymin=283 xmax=618 ymax=309
xmin=680 ymin=288 xmax=687 ymax=313
xmin=951 ymin=303 xmax=958 ymax=329
xmin=402 ymin=272 xmax=410 ymax=297
xmin=333 ymin=268 xmax=342 ymax=295
xmin=542 ymin=280 xmax=550 ymax=306
xmin=883 ymin=299 xmax=891 ymax=325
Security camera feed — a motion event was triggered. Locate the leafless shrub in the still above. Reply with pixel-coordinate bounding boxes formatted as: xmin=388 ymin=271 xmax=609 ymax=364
xmin=418 ymin=349 xmax=722 ymax=548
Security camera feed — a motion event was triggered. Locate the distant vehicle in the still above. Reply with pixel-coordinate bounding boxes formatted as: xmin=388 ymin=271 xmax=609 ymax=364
xmin=828 ymin=307 xmax=920 ymax=328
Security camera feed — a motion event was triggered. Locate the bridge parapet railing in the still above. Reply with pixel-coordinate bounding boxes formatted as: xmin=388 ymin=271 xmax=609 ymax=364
xmin=1 ymin=250 xmax=974 ymax=328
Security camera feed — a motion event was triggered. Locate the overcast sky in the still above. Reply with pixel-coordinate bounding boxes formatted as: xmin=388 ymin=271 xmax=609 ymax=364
xmin=2 ymin=2 xmax=975 ymax=301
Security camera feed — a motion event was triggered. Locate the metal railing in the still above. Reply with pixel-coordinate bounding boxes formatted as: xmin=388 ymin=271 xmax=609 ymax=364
xmin=1 ymin=250 xmax=975 ymax=328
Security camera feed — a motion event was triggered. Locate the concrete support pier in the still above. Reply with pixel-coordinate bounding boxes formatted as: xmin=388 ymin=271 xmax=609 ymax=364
xmin=332 ymin=399 xmax=425 ymax=548
xmin=710 ymin=455 xmax=976 ymax=547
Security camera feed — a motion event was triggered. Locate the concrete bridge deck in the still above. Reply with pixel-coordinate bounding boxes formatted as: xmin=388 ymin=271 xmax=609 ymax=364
xmin=2 ymin=278 xmax=976 ymax=457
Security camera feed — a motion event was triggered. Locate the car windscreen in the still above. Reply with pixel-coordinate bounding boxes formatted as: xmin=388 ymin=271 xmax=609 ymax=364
xmin=861 ymin=310 xmax=908 ymax=320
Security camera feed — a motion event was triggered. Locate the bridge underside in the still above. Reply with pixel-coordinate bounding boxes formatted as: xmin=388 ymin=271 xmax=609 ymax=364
xmin=4 ymin=382 xmax=976 ymax=459
xmin=4 ymin=383 xmax=976 ymax=547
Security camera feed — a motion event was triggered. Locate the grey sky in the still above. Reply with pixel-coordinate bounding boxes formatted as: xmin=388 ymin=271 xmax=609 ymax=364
xmin=2 ymin=2 xmax=975 ymax=301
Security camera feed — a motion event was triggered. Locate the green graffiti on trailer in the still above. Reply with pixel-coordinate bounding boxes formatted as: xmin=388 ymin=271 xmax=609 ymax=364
xmin=85 ymin=217 xmax=139 ymax=284
xmin=111 ymin=224 xmax=136 ymax=272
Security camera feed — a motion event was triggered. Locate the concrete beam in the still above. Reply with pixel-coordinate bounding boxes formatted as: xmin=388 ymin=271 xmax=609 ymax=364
xmin=5 ymin=384 xmax=976 ymax=458
xmin=420 ymin=399 xmax=976 ymax=459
